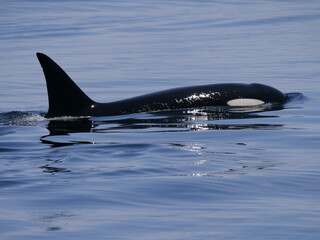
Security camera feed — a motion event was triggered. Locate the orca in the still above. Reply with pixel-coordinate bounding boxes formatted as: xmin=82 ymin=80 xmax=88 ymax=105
xmin=36 ymin=53 xmax=288 ymax=118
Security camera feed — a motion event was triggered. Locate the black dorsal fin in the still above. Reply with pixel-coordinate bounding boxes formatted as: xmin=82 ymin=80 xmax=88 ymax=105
xmin=36 ymin=53 xmax=95 ymax=118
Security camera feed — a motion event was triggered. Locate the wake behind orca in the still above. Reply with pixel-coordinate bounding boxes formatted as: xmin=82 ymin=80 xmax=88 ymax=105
xmin=36 ymin=53 xmax=289 ymax=118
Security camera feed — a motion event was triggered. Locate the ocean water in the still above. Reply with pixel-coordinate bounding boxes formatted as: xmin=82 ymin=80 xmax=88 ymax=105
xmin=1 ymin=0 xmax=320 ymax=239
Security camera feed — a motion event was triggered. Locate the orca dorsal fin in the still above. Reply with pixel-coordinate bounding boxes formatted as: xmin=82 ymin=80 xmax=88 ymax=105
xmin=37 ymin=53 xmax=95 ymax=118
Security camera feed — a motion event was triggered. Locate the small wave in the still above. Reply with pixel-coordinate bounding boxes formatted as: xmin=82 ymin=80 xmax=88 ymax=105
xmin=285 ymin=92 xmax=306 ymax=103
xmin=0 ymin=111 xmax=45 ymax=126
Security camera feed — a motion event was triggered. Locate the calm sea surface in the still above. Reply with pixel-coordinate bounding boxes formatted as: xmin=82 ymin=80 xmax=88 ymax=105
xmin=1 ymin=0 xmax=320 ymax=239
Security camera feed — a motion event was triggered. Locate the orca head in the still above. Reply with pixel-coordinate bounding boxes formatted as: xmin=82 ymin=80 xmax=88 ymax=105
xmin=249 ymin=83 xmax=287 ymax=103
xmin=226 ymin=83 xmax=287 ymax=107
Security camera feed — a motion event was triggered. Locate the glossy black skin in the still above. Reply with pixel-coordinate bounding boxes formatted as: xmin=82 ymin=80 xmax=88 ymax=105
xmin=36 ymin=53 xmax=287 ymax=118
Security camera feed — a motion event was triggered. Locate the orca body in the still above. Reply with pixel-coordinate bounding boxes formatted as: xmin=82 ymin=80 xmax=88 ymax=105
xmin=36 ymin=53 xmax=287 ymax=118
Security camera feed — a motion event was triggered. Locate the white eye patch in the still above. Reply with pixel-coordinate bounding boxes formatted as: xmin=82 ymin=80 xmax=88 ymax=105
xmin=227 ymin=98 xmax=265 ymax=106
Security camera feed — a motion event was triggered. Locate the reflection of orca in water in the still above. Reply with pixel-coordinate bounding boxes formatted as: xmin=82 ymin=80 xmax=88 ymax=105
xmin=41 ymin=112 xmax=284 ymax=146
xmin=37 ymin=53 xmax=289 ymax=118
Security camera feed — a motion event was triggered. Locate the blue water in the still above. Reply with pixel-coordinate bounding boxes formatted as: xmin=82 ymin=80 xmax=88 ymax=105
xmin=1 ymin=0 xmax=320 ymax=239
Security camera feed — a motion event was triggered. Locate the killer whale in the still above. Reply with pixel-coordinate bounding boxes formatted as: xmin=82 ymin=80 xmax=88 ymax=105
xmin=36 ymin=53 xmax=288 ymax=118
